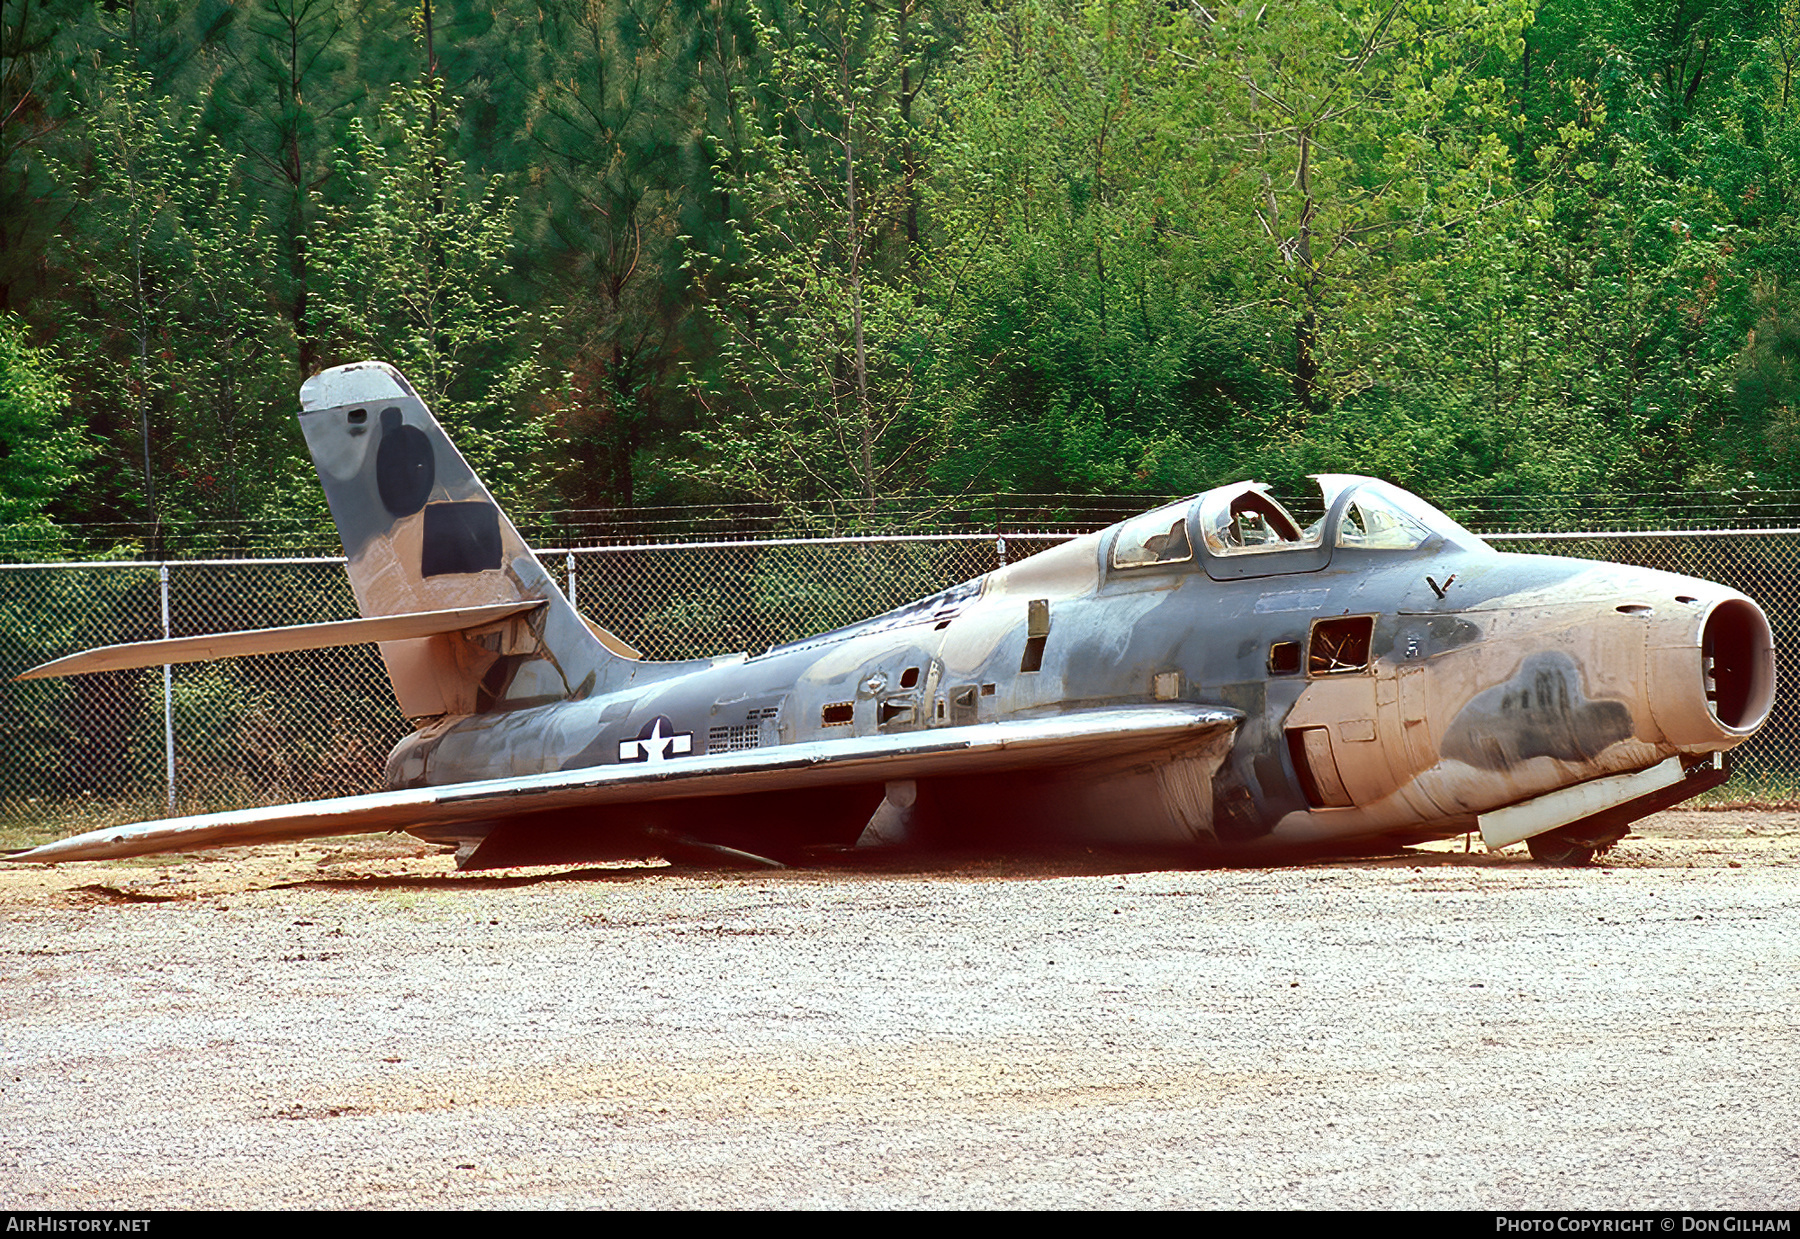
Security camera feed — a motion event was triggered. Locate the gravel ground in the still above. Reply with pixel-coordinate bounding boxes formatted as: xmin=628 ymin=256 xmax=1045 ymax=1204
xmin=1 ymin=809 xmax=1796 ymax=1210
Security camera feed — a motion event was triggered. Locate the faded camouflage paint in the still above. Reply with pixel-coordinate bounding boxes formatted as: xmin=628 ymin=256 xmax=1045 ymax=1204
xmin=299 ymin=363 xmax=619 ymax=718
xmin=298 ymin=363 xmax=1772 ymax=862
xmin=1266 ymin=556 xmax=1763 ymax=847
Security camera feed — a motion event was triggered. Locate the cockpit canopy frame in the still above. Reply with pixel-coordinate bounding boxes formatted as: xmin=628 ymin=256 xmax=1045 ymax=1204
xmin=1104 ymin=475 xmax=1486 ymax=582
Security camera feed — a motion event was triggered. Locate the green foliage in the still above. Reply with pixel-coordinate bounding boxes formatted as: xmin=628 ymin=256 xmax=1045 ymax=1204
xmin=523 ymin=0 xmax=720 ymax=510
xmin=683 ymin=0 xmax=967 ymax=517
xmin=310 ymin=82 xmax=549 ymax=503
xmin=11 ymin=0 xmax=1800 ymax=532
xmin=0 ymin=0 xmax=84 ymax=312
xmin=0 ymin=316 xmax=89 ymax=523
xmin=1734 ymin=279 xmax=1800 ymax=488
xmin=1310 ymin=0 xmax=1785 ymax=503
xmin=925 ymin=0 xmax=1288 ymax=497
xmin=1184 ymin=0 xmax=1535 ymax=409
xmin=55 ymin=67 xmax=297 ymax=529
xmin=198 ymin=0 xmax=366 ymax=374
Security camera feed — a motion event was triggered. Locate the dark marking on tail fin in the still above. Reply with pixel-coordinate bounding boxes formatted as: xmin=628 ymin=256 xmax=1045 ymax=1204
xmin=422 ymin=502 xmax=503 ymax=576
xmin=376 ymin=407 xmax=434 ymax=516
xmin=297 ymin=361 xmax=638 ymax=718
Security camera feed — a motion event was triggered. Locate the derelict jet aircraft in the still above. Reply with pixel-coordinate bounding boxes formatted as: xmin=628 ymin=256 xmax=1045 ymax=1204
xmin=7 ymin=362 xmax=1777 ymax=869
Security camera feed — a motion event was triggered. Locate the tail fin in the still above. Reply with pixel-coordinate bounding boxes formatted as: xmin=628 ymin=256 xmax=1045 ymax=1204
xmin=298 ymin=361 xmax=629 ymax=718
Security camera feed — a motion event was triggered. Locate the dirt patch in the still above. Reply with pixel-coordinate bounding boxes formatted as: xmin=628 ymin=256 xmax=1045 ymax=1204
xmin=1 ymin=807 xmax=1793 ymax=907
xmin=2 ymin=807 xmax=1795 ymax=1209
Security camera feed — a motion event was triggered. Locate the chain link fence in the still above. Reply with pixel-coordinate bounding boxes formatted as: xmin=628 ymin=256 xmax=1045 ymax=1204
xmin=3 ymin=527 xmax=1795 ymax=841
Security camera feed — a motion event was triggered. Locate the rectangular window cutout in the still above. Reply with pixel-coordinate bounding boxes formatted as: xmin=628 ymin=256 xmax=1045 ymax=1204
xmin=821 ymin=702 xmax=854 ymax=726
xmin=421 ymin=501 xmax=503 ymax=577
xmin=1021 ymin=635 xmax=1047 ymax=673
xmin=1268 ymin=641 xmax=1302 ymax=675
xmin=878 ymin=698 xmax=915 ymax=726
xmin=1308 ymin=616 xmax=1375 ymax=676
xmin=980 ymin=683 xmax=996 ymax=696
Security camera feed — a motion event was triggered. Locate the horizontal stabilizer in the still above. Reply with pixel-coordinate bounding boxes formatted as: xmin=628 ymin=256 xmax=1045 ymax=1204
xmin=4 ymin=705 xmax=1239 ymax=863
xmin=13 ymin=600 xmax=546 ymax=681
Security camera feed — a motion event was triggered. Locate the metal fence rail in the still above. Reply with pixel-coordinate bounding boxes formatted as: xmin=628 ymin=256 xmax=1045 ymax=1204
xmin=2 ymin=528 xmax=1794 ymax=837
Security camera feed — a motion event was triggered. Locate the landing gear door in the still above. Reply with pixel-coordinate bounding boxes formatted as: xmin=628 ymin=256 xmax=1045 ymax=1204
xmin=1283 ymin=614 xmax=1405 ymax=809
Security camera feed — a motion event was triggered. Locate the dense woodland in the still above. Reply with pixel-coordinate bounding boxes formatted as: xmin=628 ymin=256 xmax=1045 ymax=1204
xmin=3 ymin=0 xmax=1800 ymax=546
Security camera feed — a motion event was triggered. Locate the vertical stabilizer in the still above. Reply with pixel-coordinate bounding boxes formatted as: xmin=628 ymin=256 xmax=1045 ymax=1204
xmin=299 ymin=361 xmax=623 ymax=718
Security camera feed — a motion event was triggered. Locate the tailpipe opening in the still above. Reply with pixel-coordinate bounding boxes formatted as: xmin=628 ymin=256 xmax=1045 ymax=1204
xmin=1702 ymin=598 xmax=1775 ymax=734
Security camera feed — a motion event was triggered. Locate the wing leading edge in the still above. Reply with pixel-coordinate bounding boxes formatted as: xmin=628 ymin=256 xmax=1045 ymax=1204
xmin=5 ymin=705 xmax=1239 ymax=864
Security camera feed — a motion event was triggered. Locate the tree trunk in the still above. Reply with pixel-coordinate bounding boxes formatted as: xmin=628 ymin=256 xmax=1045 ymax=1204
xmin=842 ymin=41 xmax=873 ymax=511
xmin=1291 ymin=128 xmax=1322 ymax=415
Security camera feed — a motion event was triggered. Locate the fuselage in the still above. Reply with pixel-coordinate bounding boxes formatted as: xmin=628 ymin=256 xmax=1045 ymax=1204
xmin=387 ymin=476 xmax=1775 ymax=857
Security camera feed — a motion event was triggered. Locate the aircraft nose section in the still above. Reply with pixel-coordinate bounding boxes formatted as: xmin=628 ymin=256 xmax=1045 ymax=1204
xmin=1645 ymin=591 xmax=1775 ymax=751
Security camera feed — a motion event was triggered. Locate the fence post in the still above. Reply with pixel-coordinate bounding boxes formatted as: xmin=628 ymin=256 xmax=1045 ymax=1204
xmin=159 ymin=563 xmax=174 ymax=815
xmin=996 ymin=534 xmax=1008 ymax=568
xmin=566 ymin=551 xmax=577 ymax=610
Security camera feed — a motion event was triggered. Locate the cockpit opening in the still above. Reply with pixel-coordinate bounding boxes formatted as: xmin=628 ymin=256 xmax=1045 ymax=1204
xmin=1111 ymin=503 xmax=1196 ymax=569
xmin=1336 ymin=489 xmax=1433 ymax=550
xmin=1108 ymin=476 xmax=1488 ymax=577
xmin=1197 ymin=483 xmax=1322 ymax=558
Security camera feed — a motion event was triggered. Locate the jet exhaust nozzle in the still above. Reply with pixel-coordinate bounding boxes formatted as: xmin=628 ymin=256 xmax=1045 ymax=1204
xmin=1649 ymin=594 xmax=1775 ymax=751
xmin=1702 ymin=597 xmax=1776 ymax=734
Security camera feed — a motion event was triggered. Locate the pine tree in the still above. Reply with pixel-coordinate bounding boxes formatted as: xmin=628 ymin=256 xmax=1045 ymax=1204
xmin=310 ymin=82 xmax=547 ymax=502
xmin=201 ymin=0 xmax=367 ymax=377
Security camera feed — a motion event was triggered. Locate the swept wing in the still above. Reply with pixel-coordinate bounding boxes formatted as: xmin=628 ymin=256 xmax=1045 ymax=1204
xmin=6 ymin=705 xmax=1239 ymax=864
